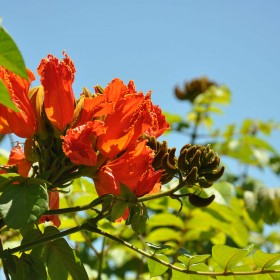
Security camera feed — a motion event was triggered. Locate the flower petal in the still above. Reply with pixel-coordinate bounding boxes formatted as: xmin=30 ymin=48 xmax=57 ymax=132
xmin=0 ymin=67 xmax=37 ymax=137
xmin=38 ymin=52 xmax=75 ymax=131
xmin=62 ymin=120 xmax=105 ymax=166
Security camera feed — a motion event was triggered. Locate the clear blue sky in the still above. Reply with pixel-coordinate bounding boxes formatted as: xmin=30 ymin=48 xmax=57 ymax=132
xmin=1 ymin=1 xmax=280 ymax=185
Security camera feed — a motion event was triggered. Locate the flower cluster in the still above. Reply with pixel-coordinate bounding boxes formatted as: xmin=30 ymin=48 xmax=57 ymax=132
xmin=0 ymin=52 xmax=170 ymax=226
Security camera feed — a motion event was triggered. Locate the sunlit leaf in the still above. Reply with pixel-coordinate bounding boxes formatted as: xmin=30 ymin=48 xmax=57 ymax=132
xmin=31 ymin=226 xmax=89 ymax=280
xmin=178 ymin=253 xmax=210 ymax=267
xmin=147 ymin=254 xmax=169 ymax=277
xmin=0 ymin=173 xmax=22 ymax=192
xmin=0 ymin=79 xmax=19 ymax=111
xmin=0 ymin=26 xmax=28 ymax=79
xmin=147 ymin=212 xmax=185 ymax=230
xmin=253 ymin=250 xmax=280 ymax=269
xmin=212 ymin=244 xmax=254 ymax=271
xmin=172 ymin=262 xmax=189 ymax=280
xmin=164 ymin=111 xmax=182 ymax=125
xmin=0 ymin=179 xmax=48 ymax=229
xmin=147 ymin=228 xmax=182 ymax=243
xmin=0 ymin=148 xmax=8 ymax=164
xmin=205 ymin=181 xmax=234 ymax=206
xmin=172 ymin=262 xmax=209 ymax=280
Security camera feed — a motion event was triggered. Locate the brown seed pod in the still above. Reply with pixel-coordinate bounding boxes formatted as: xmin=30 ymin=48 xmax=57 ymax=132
xmin=188 ymin=193 xmax=215 ymax=207
xmin=184 ymin=166 xmax=198 ymax=186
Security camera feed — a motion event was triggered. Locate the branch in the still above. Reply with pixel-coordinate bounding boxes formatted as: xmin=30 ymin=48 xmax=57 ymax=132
xmin=87 ymin=226 xmax=280 ymax=277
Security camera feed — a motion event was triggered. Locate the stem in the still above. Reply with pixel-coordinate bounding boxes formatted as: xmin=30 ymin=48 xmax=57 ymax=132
xmin=190 ymin=111 xmax=201 ymax=145
xmin=0 ymin=237 xmax=10 ymax=280
xmin=97 ymin=237 xmax=106 ymax=280
xmin=86 ymin=227 xmax=280 ymax=277
xmin=43 ymin=194 xmax=112 ymax=216
xmin=138 ymin=180 xmax=184 ymax=203
xmin=65 ymin=196 xmax=99 ymax=256
xmin=5 ymin=224 xmax=86 ymax=256
xmin=44 ymin=181 xmax=182 ymax=216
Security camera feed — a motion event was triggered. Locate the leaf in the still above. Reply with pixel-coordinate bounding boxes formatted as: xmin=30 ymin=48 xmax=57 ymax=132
xmin=0 ymin=26 xmax=28 ymax=79
xmin=0 ymin=179 xmax=48 ymax=229
xmin=147 ymin=212 xmax=185 ymax=230
xmin=0 ymin=79 xmax=19 ymax=111
xmin=253 ymin=250 xmax=280 ymax=269
xmin=147 ymin=228 xmax=182 ymax=243
xmin=19 ymin=253 xmax=47 ymax=280
xmin=145 ymin=242 xmax=172 ymax=254
xmin=3 ymin=253 xmax=47 ymax=280
xmin=178 ymin=253 xmax=210 ymax=267
xmin=32 ymin=226 xmax=89 ymax=280
xmin=130 ymin=203 xmax=148 ymax=234
xmin=212 ymin=244 xmax=254 ymax=271
xmin=243 ymin=135 xmax=277 ymax=153
xmin=164 ymin=111 xmax=182 ymax=125
xmin=172 ymin=262 xmax=189 ymax=280
xmin=212 ymin=182 xmax=234 ymax=205
xmin=172 ymin=262 xmax=209 ymax=280
xmin=111 ymin=200 xmax=128 ymax=221
xmin=147 ymin=254 xmax=169 ymax=277
xmin=0 ymin=173 xmax=22 ymax=192
xmin=119 ymin=184 xmax=137 ymax=203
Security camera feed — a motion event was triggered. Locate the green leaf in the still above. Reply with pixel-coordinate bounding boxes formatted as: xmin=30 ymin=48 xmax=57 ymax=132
xmin=0 ymin=79 xmax=19 ymax=111
xmin=147 ymin=228 xmax=182 ymax=243
xmin=145 ymin=242 xmax=172 ymax=254
xmin=244 ymin=135 xmax=277 ymax=153
xmin=178 ymin=253 xmax=210 ymax=267
xmin=0 ymin=26 xmax=28 ymax=79
xmin=147 ymin=212 xmax=185 ymax=230
xmin=119 ymin=184 xmax=137 ymax=202
xmin=0 ymin=173 xmax=22 ymax=192
xmin=0 ymin=148 xmax=8 ymax=164
xmin=253 ymin=250 xmax=280 ymax=269
xmin=19 ymin=253 xmax=47 ymax=280
xmin=0 ymin=179 xmax=48 ymax=229
xmin=147 ymin=254 xmax=169 ymax=277
xmin=32 ymin=226 xmax=89 ymax=280
xmin=111 ymin=200 xmax=128 ymax=221
xmin=212 ymin=244 xmax=254 ymax=271
xmin=130 ymin=203 xmax=148 ymax=234
xmin=172 ymin=262 xmax=189 ymax=280
xmin=164 ymin=111 xmax=182 ymax=125
xmin=172 ymin=262 xmax=209 ymax=280
xmin=3 ymin=253 xmax=47 ymax=280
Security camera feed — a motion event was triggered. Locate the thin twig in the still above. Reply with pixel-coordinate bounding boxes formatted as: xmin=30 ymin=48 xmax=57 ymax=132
xmin=87 ymin=227 xmax=280 ymax=277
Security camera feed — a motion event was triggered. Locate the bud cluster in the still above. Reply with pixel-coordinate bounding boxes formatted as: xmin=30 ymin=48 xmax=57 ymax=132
xmin=174 ymin=77 xmax=216 ymax=103
xmin=146 ymin=137 xmax=224 ymax=189
xmin=178 ymin=144 xmax=224 ymax=188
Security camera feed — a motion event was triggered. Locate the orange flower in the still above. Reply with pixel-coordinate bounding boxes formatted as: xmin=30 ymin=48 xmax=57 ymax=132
xmin=6 ymin=144 xmax=32 ymax=177
xmin=0 ymin=106 xmax=11 ymax=134
xmin=61 ymin=120 xmax=105 ymax=166
xmin=0 ymin=67 xmax=37 ymax=138
xmin=96 ymin=78 xmax=170 ymax=159
xmin=94 ymin=139 xmax=162 ymax=197
xmin=37 ymin=52 xmax=75 ymax=131
xmin=39 ymin=191 xmax=61 ymax=227
xmin=73 ymin=94 xmax=114 ymax=128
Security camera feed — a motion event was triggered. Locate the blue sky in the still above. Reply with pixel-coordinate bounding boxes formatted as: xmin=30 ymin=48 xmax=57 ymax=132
xmin=1 ymin=1 xmax=280 ymax=185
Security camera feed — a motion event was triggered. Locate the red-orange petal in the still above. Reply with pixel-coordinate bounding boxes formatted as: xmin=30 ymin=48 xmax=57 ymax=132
xmin=0 ymin=67 xmax=37 ymax=138
xmin=38 ymin=52 xmax=75 ymax=131
xmin=62 ymin=120 xmax=105 ymax=166
xmin=7 ymin=144 xmax=32 ymax=177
